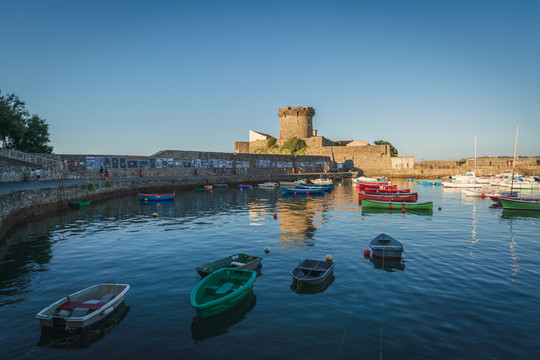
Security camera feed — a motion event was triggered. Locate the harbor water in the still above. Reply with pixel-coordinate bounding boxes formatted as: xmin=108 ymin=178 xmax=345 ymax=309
xmin=1 ymin=180 xmax=539 ymax=359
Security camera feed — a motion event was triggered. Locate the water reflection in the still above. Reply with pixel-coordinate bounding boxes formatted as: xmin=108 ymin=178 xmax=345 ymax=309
xmin=36 ymin=304 xmax=130 ymax=349
xmin=191 ymin=291 xmax=256 ymax=342
xmin=508 ymin=220 xmax=520 ymax=282
xmin=361 ymin=208 xmax=433 ymax=216
xmin=290 ymin=274 xmax=335 ymax=294
xmin=276 ymin=197 xmax=320 ymax=250
xmin=369 ymin=256 xmax=405 ymax=272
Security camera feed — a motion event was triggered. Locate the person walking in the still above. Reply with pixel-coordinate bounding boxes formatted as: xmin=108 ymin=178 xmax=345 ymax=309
xmin=99 ymin=166 xmax=104 ymax=180
xmin=30 ymin=169 xmax=36 ymax=183
xmin=35 ymin=168 xmax=41 ymax=182
xmin=106 ymin=169 xmax=110 ymax=180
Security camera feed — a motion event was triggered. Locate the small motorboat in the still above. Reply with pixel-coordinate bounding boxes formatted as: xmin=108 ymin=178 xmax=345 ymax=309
xmin=359 ymin=192 xmax=418 ymax=203
xmin=36 ymin=284 xmax=130 ymax=332
xmin=290 ymin=259 xmax=335 ymax=285
xmin=69 ymin=200 xmax=91 ymax=209
xmin=369 ymin=233 xmax=404 ymax=259
xmin=238 ymin=185 xmax=252 ymax=190
xmin=195 ymin=253 xmax=263 ymax=277
xmin=191 ymin=268 xmax=256 ymax=318
xmin=500 ymin=197 xmax=540 ymax=211
xmin=313 ymin=178 xmax=333 ymax=186
xmin=138 ymin=192 xmax=175 ymax=201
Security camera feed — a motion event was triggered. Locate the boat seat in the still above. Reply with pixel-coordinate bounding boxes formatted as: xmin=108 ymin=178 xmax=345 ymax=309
xmin=100 ymin=294 xmax=114 ymax=303
xmin=230 ymin=261 xmax=246 ymax=267
xmin=71 ymin=307 xmax=89 ymax=317
xmin=216 ymin=282 xmax=234 ymax=295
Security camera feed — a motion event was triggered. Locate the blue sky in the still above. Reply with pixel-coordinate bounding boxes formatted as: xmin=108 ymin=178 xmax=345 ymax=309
xmin=1 ymin=0 xmax=539 ymax=161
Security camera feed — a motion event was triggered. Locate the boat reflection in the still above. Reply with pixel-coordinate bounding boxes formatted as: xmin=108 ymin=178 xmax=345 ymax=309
xmin=369 ymin=256 xmax=405 ymax=272
xmin=361 ymin=208 xmax=433 ymax=216
xmin=37 ymin=304 xmax=130 ymax=349
xmin=191 ymin=290 xmax=256 ymax=342
xmin=290 ymin=274 xmax=335 ymax=294
xmin=501 ymin=209 xmax=540 ymax=219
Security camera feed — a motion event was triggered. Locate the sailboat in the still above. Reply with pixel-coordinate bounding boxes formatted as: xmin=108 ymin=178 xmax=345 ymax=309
xmin=442 ymin=135 xmax=484 ymax=188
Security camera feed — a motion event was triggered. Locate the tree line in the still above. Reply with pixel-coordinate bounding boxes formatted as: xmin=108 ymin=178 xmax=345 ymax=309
xmin=0 ymin=90 xmax=53 ymax=153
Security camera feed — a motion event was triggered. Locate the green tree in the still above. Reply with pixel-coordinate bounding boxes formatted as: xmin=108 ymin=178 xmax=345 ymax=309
xmin=374 ymin=140 xmax=398 ymax=157
xmin=0 ymin=91 xmax=53 ymax=153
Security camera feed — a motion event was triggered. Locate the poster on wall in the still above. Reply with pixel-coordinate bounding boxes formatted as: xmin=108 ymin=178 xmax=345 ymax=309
xmin=112 ymin=158 xmax=119 ymax=168
xmin=127 ymin=160 xmax=138 ymax=168
xmin=191 ymin=159 xmax=202 ymax=168
xmin=120 ymin=158 xmax=126 ymax=168
xmin=138 ymin=160 xmax=149 ymax=168
xmin=156 ymin=159 xmax=162 ymax=168
xmin=149 ymin=159 xmax=156 ymax=168
xmin=86 ymin=157 xmax=95 ymax=169
xmin=95 ymin=157 xmax=104 ymax=169
xmin=183 ymin=161 xmax=191 ymax=167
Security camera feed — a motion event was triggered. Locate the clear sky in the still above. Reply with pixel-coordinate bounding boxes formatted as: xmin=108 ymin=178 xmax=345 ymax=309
xmin=1 ymin=0 xmax=539 ymax=161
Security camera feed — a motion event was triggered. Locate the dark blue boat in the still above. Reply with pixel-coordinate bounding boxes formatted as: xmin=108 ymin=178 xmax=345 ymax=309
xmin=282 ymin=187 xmax=325 ymax=195
xmin=138 ymin=192 xmax=175 ymax=201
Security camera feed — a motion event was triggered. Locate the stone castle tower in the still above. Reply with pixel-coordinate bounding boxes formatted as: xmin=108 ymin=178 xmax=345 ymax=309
xmin=278 ymin=106 xmax=316 ymax=140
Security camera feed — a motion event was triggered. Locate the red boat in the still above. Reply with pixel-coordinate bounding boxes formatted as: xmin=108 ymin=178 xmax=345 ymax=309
xmin=365 ymin=188 xmax=411 ymax=194
xmin=357 ymin=183 xmax=396 ymax=190
xmin=359 ymin=192 xmax=418 ymax=203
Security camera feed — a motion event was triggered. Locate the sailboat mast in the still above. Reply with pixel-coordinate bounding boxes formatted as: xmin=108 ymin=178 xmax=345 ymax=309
xmin=511 ymin=126 xmax=519 ymax=192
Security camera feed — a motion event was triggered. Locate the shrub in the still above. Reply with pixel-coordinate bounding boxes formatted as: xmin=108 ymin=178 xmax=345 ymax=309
xmin=267 ymin=138 xmax=277 ymax=147
xmin=279 ymin=137 xmax=307 ymax=155
xmin=88 ymin=183 xmax=96 ymax=192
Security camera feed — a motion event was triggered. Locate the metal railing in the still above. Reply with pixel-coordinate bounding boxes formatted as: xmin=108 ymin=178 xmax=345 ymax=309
xmin=0 ymin=148 xmax=64 ymax=170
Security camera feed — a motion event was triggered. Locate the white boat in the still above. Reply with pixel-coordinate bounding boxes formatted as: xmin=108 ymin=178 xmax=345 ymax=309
xmin=36 ymin=284 xmax=130 ymax=332
xmin=501 ymin=181 xmax=540 ymax=190
xmin=258 ymin=182 xmax=279 ymax=188
xmin=462 ymin=189 xmax=500 ymax=197
xmin=369 ymin=233 xmax=404 ymax=259
xmin=452 ymin=171 xmax=477 ymax=182
xmin=442 ymin=181 xmax=485 ymax=188
xmin=313 ymin=178 xmax=333 ymax=186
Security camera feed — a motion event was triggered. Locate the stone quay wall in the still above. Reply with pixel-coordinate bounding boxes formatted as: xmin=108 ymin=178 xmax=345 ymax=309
xmin=0 ymin=151 xmax=331 ymax=183
xmin=0 ymin=173 xmax=317 ymax=241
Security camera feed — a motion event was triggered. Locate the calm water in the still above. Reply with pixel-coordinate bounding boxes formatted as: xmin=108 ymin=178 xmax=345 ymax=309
xmin=1 ymin=180 xmax=539 ymax=360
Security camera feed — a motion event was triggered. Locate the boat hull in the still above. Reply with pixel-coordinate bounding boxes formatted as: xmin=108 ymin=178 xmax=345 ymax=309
xmin=282 ymin=188 xmax=325 ymax=195
xmin=290 ymin=260 xmax=335 ymax=285
xmin=191 ymin=268 xmax=256 ymax=318
xmin=359 ymin=193 xmax=418 ymax=203
xmin=370 ymin=233 xmax=404 ymax=259
xmin=361 ymin=199 xmax=433 ymax=210
xmin=138 ymin=193 xmax=175 ymax=201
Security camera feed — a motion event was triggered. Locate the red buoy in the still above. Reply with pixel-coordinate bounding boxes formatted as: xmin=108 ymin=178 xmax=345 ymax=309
xmin=364 ymin=249 xmax=370 ymax=258
xmin=402 ymin=204 xmax=406 ymax=212
xmin=273 ymin=213 xmax=277 ymax=220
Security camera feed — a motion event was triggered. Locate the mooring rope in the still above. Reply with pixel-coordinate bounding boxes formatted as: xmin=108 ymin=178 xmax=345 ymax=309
xmin=379 ymin=250 xmax=385 ymax=360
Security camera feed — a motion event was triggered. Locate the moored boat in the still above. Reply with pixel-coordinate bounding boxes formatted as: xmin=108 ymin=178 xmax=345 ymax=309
xmin=313 ymin=178 xmax=333 ymax=186
xmin=290 ymin=259 xmax=335 ymax=285
xmin=282 ymin=187 xmax=325 ymax=195
xmin=238 ymin=185 xmax=252 ymax=190
xmin=489 ymin=191 xmax=519 ymax=203
xmin=70 ymin=200 xmax=91 ymax=209
xmin=258 ymin=182 xmax=279 ymax=188
xmin=361 ymin=198 xmax=433 ymax=210
xmin=369 ymin=233 xmax=404 ymax=259
xmin=499 ymin=197 xmax=540 ymax=211
xmin=191 ymin=268 xmax=256 ymax=318
xmin=195 ymin=253 xmax=263 ymax=277
xmin=36 ymin=284 xmax=130 ymax=332
xmin=359 ymin=192 xmax=418 ymax=203
xmin=365 ymin=188 xmax=411 ymax=194
xmin=138 ymin=192 xmax=175 ymax=201
xmin=461 ymin=189 xmax=501 ymax=198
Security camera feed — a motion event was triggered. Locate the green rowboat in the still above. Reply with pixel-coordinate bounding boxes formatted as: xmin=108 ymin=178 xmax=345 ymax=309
xmin=500 ymin=197 xmax=540 ymax=211
xmin=70 ymin=200 xmax=91 ymax=209
xmin=361 ymin=199 xmax=433 ymax=210
xmin=191 ymin=268 xmax=256 ymax=318
xmin=195 ymin=253 xmax=262 ymax=277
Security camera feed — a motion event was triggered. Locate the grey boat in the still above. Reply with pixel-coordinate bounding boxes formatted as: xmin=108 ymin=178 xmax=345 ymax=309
xmin=369 ymin=233 xmax=404 ymax=259
xmin=290 ymin=259 xmax=335 ymax=285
